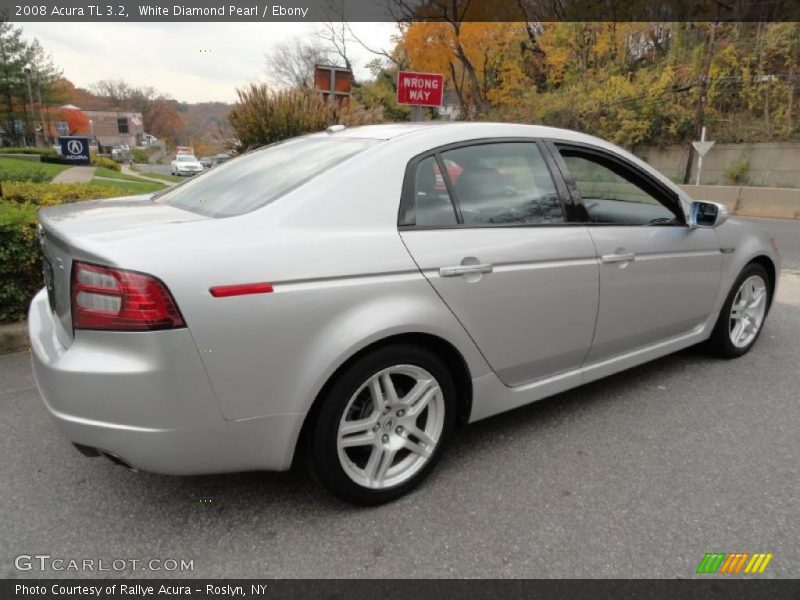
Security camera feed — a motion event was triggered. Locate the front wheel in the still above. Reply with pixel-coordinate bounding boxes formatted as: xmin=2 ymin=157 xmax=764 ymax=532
xmin=706 ymin=263 xmax=771 ymax=358
xmin=309 ymin=344 xmax=456 ymax=505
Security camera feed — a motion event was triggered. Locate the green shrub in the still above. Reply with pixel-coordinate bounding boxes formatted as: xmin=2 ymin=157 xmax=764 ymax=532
xmin=0 ymin=147 xmax=56 ymax=157
xmin=0 ymin=200 xmax=41 ymax=322
xmin=0 ymin=179 xmax=146 ymax=321
xmin=1 ymin=181 xmax=133 ymax=205
xmin=92 ymin=156 xmax=121 ymax=172
xmin=229 ymin=83 xmax=383 ymax=151
xmin=132 ymin=148 xmax=149 ymax=163
xmin=724 ymin=158 xmax=750 ymax=185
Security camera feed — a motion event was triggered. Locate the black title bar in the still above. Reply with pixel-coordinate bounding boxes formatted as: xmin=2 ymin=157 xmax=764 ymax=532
xmin=4 ymin=0 xmax=800 ymax=22
xmin=5 ymin=579 xmax=800 ymax=599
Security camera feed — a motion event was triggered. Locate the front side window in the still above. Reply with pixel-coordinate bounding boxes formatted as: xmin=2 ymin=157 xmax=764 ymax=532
xmin=558 ymin=150 xmax=680 ymax=225
xmin=156 ymin=137 xmax=378 ymax=217
xmin=440 ymin=143 xmax=563 ymax=225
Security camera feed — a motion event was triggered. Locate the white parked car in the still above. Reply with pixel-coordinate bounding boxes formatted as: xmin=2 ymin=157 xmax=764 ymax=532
xmin=171 ymin=154 xmax=204 ymax=176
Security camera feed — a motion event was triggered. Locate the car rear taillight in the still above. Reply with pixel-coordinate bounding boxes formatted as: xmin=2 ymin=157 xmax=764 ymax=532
xmin=71 ymin=261 xmax=185 ymax=331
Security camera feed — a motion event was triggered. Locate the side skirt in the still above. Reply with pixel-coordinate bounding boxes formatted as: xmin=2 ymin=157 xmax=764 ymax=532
xmin=468 ymin=313 xmax=717 ymax=423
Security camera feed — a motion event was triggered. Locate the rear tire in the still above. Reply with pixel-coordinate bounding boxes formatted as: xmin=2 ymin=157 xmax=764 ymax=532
xmin=706 ymin=263 xmax=771 ymax=358
xmin=309 ymin=344 xmax=456 ymax=505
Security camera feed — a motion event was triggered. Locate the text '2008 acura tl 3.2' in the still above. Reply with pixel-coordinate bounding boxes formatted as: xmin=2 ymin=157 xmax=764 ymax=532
xmin=29 ymin=123 xmax=780 ymax=504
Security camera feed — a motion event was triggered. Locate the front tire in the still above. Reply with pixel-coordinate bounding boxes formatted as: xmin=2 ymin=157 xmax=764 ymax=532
xmin=706 ymin=263 xmax=771 ymax=358
xmin=309 ymin=344 xmax=456 ymax=505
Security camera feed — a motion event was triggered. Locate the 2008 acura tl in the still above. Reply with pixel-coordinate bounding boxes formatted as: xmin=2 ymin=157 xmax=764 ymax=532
xmin=29 ymin=123 xmax=780 ymax=504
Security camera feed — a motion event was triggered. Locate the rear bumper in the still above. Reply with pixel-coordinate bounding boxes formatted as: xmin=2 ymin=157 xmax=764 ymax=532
xmin=28 ymin=289 xmax=303 ymax=474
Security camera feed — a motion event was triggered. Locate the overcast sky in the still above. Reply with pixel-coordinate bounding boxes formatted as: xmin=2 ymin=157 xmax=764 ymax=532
xmin=21 ymin=22 xmax=398 ymax=104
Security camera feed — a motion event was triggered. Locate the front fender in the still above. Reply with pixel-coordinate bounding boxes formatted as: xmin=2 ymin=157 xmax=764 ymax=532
xmin=712 ymin=218 xmax=781 ymax=314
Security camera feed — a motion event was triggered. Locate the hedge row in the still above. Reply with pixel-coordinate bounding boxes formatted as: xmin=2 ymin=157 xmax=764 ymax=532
xmin=0 ymin=182 xmax=137 ymax=321
xmin=2 ymin=181 xmax=126 ymax=205
xmin=92 ymin=156 xmax=121 ymax=172
xmin=0 ymin=201 xmax=40 ymax=322
xmin=0 ymin=147 xmax=57 ymax=157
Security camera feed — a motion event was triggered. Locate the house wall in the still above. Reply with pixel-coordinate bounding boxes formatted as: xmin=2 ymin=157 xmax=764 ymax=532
xmin=83 ymin=110 xmax=145 ymax=148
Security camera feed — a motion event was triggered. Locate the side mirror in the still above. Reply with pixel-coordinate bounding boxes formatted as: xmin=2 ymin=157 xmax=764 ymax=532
xmin=689 ymin=201 xmax=729 ymax=229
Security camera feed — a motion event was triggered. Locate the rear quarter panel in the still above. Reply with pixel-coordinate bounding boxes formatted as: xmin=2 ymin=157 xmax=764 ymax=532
xmin=97 ymin=141 xmax=491 ymax=422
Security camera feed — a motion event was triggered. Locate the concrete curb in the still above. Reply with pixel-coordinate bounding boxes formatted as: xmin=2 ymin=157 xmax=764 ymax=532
xmin=0 ymin=321 xmax=28 ymax=354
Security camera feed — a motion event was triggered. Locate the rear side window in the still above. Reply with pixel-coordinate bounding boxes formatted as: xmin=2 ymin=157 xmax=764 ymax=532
xmin=156 ymin=137 xmax=378 ymax=217
xmin=440 ymin=143 xmax=563 ymax=225
xmin=414 ymin=156 xmax=458 ymax=226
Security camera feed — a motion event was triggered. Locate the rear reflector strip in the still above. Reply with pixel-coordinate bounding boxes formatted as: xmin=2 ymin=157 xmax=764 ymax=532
xmin=209 ymin=282 xmax=274 ymax=297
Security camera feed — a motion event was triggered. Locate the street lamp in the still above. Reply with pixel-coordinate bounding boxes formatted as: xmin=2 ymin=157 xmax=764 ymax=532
xmin=22 ymin=64 xmax=36 ymax=147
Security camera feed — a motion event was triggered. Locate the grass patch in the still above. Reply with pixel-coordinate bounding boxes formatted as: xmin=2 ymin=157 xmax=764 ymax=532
xmin=0 ymin=157 xmax=70 ymax=182
xmin=93 ymin=166 xmax=164 ymax=183
xmin=137 ymin=172 xmax=183 ymax=183
xmin=89 ymin=177 xmax=166 ymax=195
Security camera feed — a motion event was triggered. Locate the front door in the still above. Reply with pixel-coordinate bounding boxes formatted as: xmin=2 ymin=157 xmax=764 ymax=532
xmin=552 ymin=144 xmax=722 ymax=363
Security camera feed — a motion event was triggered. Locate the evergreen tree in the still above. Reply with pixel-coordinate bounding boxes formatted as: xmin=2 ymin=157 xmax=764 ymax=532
xmin=0 ymin=20 xmax=34 ymax=146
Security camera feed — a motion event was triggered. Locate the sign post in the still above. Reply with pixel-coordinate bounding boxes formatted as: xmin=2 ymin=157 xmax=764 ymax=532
xmin=397 ymin=71 xmax=444 ymax=121
xmin=58 ymin=136 xmax=90 ymax=165
xmin=691 ymin=126 xmax=715 ymax=186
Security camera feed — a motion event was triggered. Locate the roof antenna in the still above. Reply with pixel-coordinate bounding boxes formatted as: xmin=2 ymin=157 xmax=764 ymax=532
xmin=326 ymin=124 xmax=346 ymax=134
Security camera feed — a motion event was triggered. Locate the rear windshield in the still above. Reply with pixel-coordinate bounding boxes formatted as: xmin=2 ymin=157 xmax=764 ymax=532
xmin=156 ymin=137 xmax=378 ymax=217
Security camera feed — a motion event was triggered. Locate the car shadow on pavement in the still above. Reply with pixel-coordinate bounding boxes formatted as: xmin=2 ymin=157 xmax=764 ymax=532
xmin=92 ymin=301 xmax=794 ymax=518
xmin=120 ymin=344 xmax=714 ymax=513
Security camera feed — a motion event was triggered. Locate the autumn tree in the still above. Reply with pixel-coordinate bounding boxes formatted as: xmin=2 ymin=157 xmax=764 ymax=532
xmin=143 ymin=98 xmax=183 ymax=144
xmin=399 ymin=21 xmax=531 ymax=117
xmin=59 ymin=106 xmax=91 ymax=136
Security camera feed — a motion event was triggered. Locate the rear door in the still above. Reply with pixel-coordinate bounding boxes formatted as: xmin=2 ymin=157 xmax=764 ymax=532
xmin=399 ymin=140 xmax=599 ymax=386
xmin=549 ymin=142 xmax=722 ymax=362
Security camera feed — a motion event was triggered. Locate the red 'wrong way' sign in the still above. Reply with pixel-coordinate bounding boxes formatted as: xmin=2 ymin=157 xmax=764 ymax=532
xmin=397 ymin=71 xmax=444 ymax=107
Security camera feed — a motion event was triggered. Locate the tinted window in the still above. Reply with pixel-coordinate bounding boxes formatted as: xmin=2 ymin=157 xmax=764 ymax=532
xmin=441 ymin=143 xmax=563 ymax=225
xmin=414 ymin=156 xmax=458 ymax=226
xmin=559 ymin=152 xmax=679 ymax=225
xmin=157 ymin=137 xmax=378 ymax=217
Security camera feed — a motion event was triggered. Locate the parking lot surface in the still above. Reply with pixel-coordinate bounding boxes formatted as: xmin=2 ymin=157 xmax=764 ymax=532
xmin=2 ymin=218 xmax=798 ymax=579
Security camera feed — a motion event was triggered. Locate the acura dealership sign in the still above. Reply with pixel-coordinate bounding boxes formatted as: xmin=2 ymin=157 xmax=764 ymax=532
xmin=58 ymin=136 xmax=90 ymax=165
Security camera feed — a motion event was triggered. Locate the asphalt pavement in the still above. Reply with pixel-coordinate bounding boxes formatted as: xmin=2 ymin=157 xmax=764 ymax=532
xmin=1 ymin=218 xmax=798 ymax=579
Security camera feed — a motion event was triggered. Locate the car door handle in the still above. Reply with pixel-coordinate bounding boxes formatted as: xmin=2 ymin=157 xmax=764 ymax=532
xmin=600 ymin=252 xmax=636 ymax=264
xmin=439 ymin=264 xmax=494 ymax=277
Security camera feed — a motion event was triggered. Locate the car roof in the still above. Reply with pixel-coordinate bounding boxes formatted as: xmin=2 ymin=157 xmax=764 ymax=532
xmin=317 ymin=121 xmax=612 ymax=146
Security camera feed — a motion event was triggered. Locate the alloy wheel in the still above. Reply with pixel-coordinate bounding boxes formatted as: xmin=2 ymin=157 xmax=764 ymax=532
xmin=729 ymin=275 xmax=767 ymax=348
xmin=336 ymin=364 xmax=445 ymax=490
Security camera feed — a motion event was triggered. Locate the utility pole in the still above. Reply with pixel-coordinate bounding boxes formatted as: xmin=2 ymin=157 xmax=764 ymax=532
xmin=35 ymin=75 xmax=49 ymax=145
xmin=22 ymin=64 xmax=36 ymax=147
xmin=683 ymin=22 xmax=717 ymax=184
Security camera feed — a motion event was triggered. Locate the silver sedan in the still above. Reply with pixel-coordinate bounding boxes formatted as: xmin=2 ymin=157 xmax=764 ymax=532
xmin=29 ymin=123 xmax=780 ymax=504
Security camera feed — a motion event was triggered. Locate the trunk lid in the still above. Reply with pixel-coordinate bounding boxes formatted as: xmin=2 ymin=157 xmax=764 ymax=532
xmin=37 ymin=195 xmax=207 ymax=346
